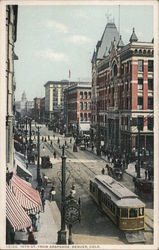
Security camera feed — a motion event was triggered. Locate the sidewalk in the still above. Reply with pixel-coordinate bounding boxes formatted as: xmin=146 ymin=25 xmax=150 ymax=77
xmin=27 ymin=163 xmax=60 ymax=244
xmin=34 ymin=201 xmax=60 ymax=244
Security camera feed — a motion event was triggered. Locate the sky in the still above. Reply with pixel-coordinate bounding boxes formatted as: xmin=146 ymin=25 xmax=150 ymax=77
xmin=14 ymin=4 xmax=153 ymax=101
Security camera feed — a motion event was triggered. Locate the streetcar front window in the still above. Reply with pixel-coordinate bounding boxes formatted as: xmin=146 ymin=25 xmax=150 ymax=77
xmin=121 ymin=208 xmax=128 ymax=218
xmin=139 ymin=207 xmax=144 ymax=216
xmin=129 ymin=208 xmax=138 ymax=218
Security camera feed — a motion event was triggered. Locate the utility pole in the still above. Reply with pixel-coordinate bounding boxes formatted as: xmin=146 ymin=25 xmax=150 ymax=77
xmin=29 ymin=119 xmax=32 ymax=146
xmin=137 ymin=117 xmax=143 ymax=178
xmin=25 ymin=117 xmax=28 ymax=144
xmin=137 ymin=125 xmax=141 ymax=178
xmin=57 ymin=145 xmax=67 ymax=244
xmin=37 ymin=126 xmax=40 ymax=183
xmin=96 ymin=95 xmax=101 ymax=156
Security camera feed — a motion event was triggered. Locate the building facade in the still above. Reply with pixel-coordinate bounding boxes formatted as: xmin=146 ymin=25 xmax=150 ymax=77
xmin=6 ymin=5 xmax=18 ymax=171
xmin=64 ymin=82 xmax=91 ymax=135
xmin=91 ymin=22 xmax=154 ymax=157
xmin=44 ymin=80 xmax=69 ymax=122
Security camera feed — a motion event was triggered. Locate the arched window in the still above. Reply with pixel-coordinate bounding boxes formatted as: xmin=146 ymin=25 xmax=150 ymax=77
xmin=113 ymin=64 xmax=117 ymax=77
xmin=84 ymin=92 xmax=87 ymax=99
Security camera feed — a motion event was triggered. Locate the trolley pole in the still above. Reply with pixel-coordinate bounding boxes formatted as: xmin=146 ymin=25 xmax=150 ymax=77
xmin=37 ymin=126 xmax=40 ymax=183
xmin=57 ymin=145 xmax=67 ymax=244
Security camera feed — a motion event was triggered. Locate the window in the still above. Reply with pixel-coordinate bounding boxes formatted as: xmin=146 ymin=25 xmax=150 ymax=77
xmin=80 ymin=102 xmax=83 ymax=110
xmin=121 ymin=208 xmax=128 ymax=218
xmin=127 ymin=61 xmax=130 ymax=73
xmin=148 ymin=79 xmax=153 ymax=90
xmin=148 ymin=117 xmax=153 ymax=130
xmin=120 ymin=65 xmax=124 ymax=75
xmin=88 ymin=102 xmax=91 ymax=110
xmin=113 ymin=64 xmax=117 ymax=77
xmin=130 ymin=117 xmax=137 ymax=126
xmin=129 ymin=208 xmax=138 ymax=218
xmin=84 ymin=92 xmax=87 ymax=99
xmin=88 ymin=113 xmax=91 ymax=121
xmin=148 ymin=60 xmax=153 ymax=72
xmin=139 ymin=208 xmax=144 ymax=216
xmin=148 ymin=97 xmax=153 ymax=109
xmin=84 ymin=102 xmax=87 ymax=110
xmin=138 ymin=60 xmax=144 ymax=72
xmin=80 ymin=92 xmax=83 ymax=99
xmin=88 ymin=92 xmax=91 ymax=99
xmin=80 ymin=113 xmax=83 ymax=121
xmin=84 ymin=113 xmax=87 ymax=121
xmin=138 ymin=97 xmax=143 ymax=110
xmin=138 ymin=78 xmax=143 ymax=90
xmin=138 ymin=117 xmax=144 ymax=130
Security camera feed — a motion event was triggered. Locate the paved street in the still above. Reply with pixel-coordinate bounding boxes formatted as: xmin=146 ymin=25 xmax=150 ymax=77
xmin=30 ymin=124 xmax=153 ymax=245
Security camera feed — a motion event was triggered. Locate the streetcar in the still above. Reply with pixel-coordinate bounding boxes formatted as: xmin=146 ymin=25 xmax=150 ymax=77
xmin=90 ymin=175 xmax=145 ymax=231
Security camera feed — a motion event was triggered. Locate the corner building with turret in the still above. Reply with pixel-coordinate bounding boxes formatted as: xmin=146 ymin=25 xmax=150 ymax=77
xmin=91 ymin=22 xmax=154 ymax=158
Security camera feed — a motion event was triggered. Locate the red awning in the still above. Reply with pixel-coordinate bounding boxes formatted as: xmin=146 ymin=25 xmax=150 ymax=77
xmin=6 ymin=183 xmax=32 ymax=231
xmin=9 ymin=173 xmax=42 ymax=214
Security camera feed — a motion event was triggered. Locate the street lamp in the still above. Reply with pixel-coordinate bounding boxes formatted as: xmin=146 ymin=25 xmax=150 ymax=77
xmin=35 ymin=125 xmax=41 ymax=184
xmin=57 ymin=145 xmax=67 ymax=244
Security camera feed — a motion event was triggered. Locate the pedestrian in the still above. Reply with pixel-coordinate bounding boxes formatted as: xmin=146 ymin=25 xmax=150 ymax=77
xmin=50 ymin=140 xmax=52 ymax=145
xmin=42 ymin=198 xmax=45 ymax=212
xmin=28 ymin=231 xmax=37 ymax=244
xmin=148 ymin=169 xmax=151 ymax=180
xmin=70 ymin=138 xmax=72 ymax=143
xmin=40 ymin=187 xmax=45 ymax=199
xmin=101 ymin=168 xmax=105 ymax=175
xmin=35 ymin=213 xmax=40 ymax=232
xmin=57 ymin=138 xmax=60 ymax=144
xmin=135 ymin=163 xmax=137 ymax=172
xmin=49 ymin=186 xmax=55 ymax=201
xmin=10 ymin=227 xmax=15 ymax=244
xmin=108 ymin=154 xmax=110 ymax=162
xmin=54 ymin=151 xmax=56 ymax=159
xmin=145 ymin=170 xmax=148 ymax=180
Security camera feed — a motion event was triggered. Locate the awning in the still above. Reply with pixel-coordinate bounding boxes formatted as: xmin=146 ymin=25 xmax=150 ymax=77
xmin=14 ymin=155 xmax=32 ymax=179
xmin=9 ymin=173 xmax=42 ymax=215
xmin=6 ymin=183 xmax=32 ymax=231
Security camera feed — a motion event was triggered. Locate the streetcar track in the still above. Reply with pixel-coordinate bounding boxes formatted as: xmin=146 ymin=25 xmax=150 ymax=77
xmin=43 ymin=139 xmax=154 ymax=232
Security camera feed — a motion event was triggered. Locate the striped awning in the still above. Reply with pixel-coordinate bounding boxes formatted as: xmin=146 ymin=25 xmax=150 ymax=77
xmin=9 ymin=173 xmax=42 ymax=215
xmin=6 ymin=183 xmax=32 ymax=231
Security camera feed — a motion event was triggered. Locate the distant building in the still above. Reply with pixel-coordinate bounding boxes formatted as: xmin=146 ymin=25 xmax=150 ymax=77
xmin=15 ymin=92 xmax=34 ymax=117
xmin=44 ymin=80 xmax=69 ymax=122
xmin=91 ymin=21 xmax=154 ymax=157
xmin=64 ymin=82 xmax=91 ymax=135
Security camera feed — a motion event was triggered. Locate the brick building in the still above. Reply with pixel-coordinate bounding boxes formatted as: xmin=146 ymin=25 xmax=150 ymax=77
xmin=64 ymin=82 xmax=91 ymax=135
xmin=91 ymin=22 xmax=154 ymax=157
